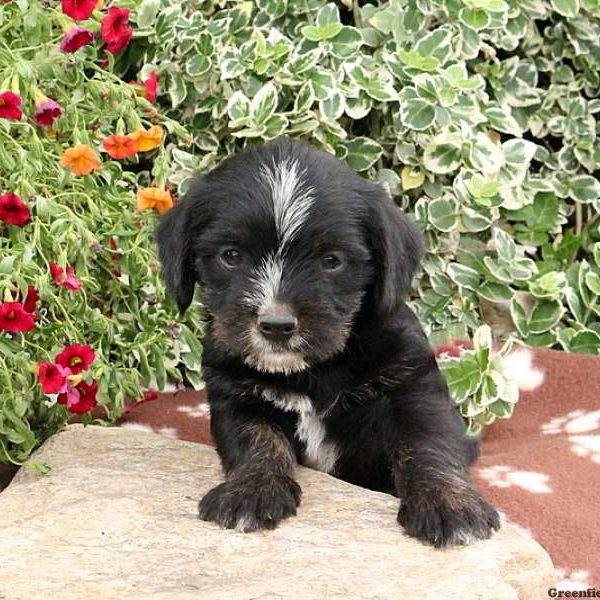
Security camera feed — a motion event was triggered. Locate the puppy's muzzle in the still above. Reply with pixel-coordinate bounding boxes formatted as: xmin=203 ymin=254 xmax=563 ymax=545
xmin=258 ymin=312 xmax=298 ymax=344
xmin=257 ymin=301 xmax=298 ymax=344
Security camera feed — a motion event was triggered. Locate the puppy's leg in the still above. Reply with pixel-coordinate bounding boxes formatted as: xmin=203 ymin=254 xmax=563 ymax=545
xmin=391 ymin=371 xmax=500 ymax=547
xmin=394 ymin=436 xmax=500 ymax=547
xmin=199 ymin=406 xmax=301 ymax=532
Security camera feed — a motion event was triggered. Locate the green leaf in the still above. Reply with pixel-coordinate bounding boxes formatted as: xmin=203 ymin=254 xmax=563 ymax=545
xmin=473 ymin=325 xmax=492 ymax=370
xmin=227 ymin=91 xmax=250 ymax=121
xmin=399 ymin=98 xmax=436 ymax=131
xmin=301 ymin=23 xmax=343 ymax=41
xmin=330 ymin=27 xmax=363 ymax=60
xmin=459 ymin=8 xmax=490 ymax=30
xmin=469 ymin=133 xmax=503 ymax=175
xmin=401 ymin=166 xmax=425 ymax=191
xmin=137 ymin=0 xmax=160 ymax=28
xmin=503 ymin=138 xmax=538 ymax=166
xmin=493 ymin=228 xmax=517 ymax=260
xmin=530 ymin=271 xmax=567 ymax=300
xmin=478 ymin=282 xmax=514 ymax=302
xmin=344 ymin=137 xmax=383 ymax=172
xmin=463 ymin=0 xmax=508 ymax=11
xmin=414 ymin=27 xmax=453 ymax=63
xmin=428 ymin=198 xmax=458 ymax=231
xmin=423 ymin=133 xmax=462 ymax=174
xmin=250 ymin=83 xmax=278 ymax=126
xmin=466 ymin=174 xmax=503 ymax=200
xmin=447 ymin=263 xmax=481 ymax=290
xmin=483 ymin=105 xmax=523 ymax=136
xmin=441 ymin=354 xmax=484 ymax=402
xmin=550 ymin=0 xmax=580 ymax=17
xmin=529 ymin=300 xmax=565 ymax=334
xmin=397 ymin=50 xmax=440 ymax=72
xmin=585 ymin=271 xmax=600 ymax=295
xmin=568 ymin=175 xmax=600 ymax=203
xmin=263 ymin=114 xmax=289 ymax=139
xmin=316 ymin=3 xmax=341 ymax=26
xmin=319 ymin=89 xmax=345 ymax=120
xmin=568 ymin=330 xmax=600 ymax=355
xmin=185 ymin=55 xmax=211 ymax=77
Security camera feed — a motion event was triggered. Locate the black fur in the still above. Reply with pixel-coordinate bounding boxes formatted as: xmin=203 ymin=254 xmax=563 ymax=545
xmin=156 ymin=138 xmax=499 ymax=546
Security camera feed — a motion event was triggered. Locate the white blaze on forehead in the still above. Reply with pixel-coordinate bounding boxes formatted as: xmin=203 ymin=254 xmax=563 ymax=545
xmin=244 ymin=158 xmax=314 ymax=311
xmin=242 ymin=252 xmax=283 ymax=309
xmin=259 ymin=156 xmax=314 ymax=249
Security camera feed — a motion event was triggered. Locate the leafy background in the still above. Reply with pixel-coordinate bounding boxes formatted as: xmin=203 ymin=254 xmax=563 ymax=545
xmin=124 ymin=0 xmax=600 ymax=432
xmin=128 ymin=0 xmax=600 ymax=352
xmin=1 ymin=0 xmax=600 ymax=462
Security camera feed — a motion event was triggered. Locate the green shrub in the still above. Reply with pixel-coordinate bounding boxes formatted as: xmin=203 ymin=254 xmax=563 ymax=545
xmin=124 ymin=0 xmax=599 ymax=431
xmin=0 ymin=2 xmax=202 ymax=465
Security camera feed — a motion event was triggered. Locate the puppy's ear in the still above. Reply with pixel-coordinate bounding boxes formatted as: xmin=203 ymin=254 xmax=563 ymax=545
xmin=364 ymin=185 xmax=424 ymax=317
xmin=155 ymin=177 xmax=208 ymax=313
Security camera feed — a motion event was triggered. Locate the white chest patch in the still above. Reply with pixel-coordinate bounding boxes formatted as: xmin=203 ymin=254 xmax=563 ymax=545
xmin=260 ymin=387 xmax=339 ymax=474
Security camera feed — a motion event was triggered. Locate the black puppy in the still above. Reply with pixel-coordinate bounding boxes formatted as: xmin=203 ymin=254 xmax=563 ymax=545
xmin=156 ymin=137 xmax=500 ymax=547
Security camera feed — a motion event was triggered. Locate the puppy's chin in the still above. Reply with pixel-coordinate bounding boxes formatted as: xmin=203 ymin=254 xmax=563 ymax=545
xmin=243 ymin=351 xmax=309 ymax=375
xmin=242 ymin=329 xmax=309 ymax=375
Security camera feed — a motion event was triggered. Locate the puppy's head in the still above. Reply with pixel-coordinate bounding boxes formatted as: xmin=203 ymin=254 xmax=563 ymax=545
xmin=156 ymin=138 xmax=423 ymax=374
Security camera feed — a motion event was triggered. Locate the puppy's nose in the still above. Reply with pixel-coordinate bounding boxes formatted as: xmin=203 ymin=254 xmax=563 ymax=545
xmin=258 ymin=314 xmax=298 ymax=342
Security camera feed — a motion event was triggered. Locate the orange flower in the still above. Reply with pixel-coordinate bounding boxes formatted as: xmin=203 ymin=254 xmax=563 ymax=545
xmin=102 ymin=134 xmax=137 ymax=159
xmin=59 ymin=143 xmax=102 ymax=175
xmin=136 ymin=187 xmax=173 ymax=214
xmin=130 ymin=125 xmax=163 ymax=152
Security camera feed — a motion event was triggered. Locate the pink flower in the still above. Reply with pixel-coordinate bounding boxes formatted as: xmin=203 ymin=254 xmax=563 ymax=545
xmin=38 ymin=362 xmax=71 ymax=394
xmin=34 ymin=99 xmax=64 ymax=126
xmin=58 ymin=380 xmax=98 ymax=414
xmin=60 ymin=26 xmax=95 ymax=53
xmin=50 ymin=262 xmax=82 ymax=291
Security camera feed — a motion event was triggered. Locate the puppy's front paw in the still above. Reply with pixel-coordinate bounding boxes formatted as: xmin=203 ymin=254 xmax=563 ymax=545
xmin=397 ymin=485 xmax=500 ymax=548
xmin=198 ymin=475 xmax=302 ymax=532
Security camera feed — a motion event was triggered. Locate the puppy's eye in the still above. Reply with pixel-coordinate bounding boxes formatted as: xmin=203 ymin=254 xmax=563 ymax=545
xmin=321 ymin=253 xmax=344 ymax=272
xmin=219 ymin=247 xmax=242 ymax=269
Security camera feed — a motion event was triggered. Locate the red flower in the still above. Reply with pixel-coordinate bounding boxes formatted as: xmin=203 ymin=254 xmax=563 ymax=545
xmin=101 ymin=7 xmax=133 ymax=54
xmin=143 ymin=72 xmax=158 ymax=102
xmin=60 ymin=26 xmax=95 ymax=52
xmin=15 ymin=285 xmax=39 ymax=313
xmin=34 ymin=99 xmax=64 ymax=126
xmin=58 ymin=380 xmax=98 ymax=414
xmin=55 ymin=344 xmax=95 ymax=374
xmin=38 ymin=362 xmax=70 ymax=394
xmin=9 ymin=284 xmax=39 ymax=313
xmin=0 ymin=302 xmax=36 ymax=333
xmin=0 ymin=192 xmax=31 ymax=226
xmin=50 ymin=262 xmax=82 ymax=291
xmin=102 ymin=133 xmax=137 ymax=159
xmin=0 ymin=91 xmax=23 ymax=120
xmin=61 ymin=0 xmax=97 ymax=21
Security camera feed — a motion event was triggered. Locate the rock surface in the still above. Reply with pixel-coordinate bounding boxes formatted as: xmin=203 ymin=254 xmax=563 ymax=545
xmin=0 ymin=425 xmax=555 ymax=599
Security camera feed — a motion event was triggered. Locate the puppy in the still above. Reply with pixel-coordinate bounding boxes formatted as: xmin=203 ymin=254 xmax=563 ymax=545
xmin=156 ymin=137 xmax=500 ymax=547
